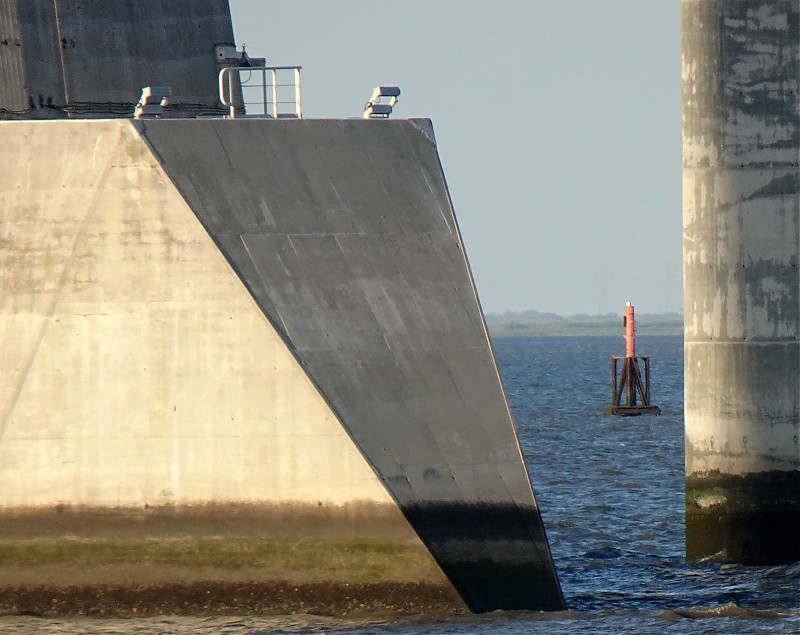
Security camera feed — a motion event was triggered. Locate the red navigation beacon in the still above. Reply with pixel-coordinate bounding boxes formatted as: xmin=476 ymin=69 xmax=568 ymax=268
xmin=605 ymin=302 xmax=661 ymax=416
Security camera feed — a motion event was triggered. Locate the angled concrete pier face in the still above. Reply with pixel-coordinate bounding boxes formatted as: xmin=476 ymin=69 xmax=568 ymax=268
xmin=139 ymin=117 xmax=564 ymax=612
xmin=682 ymin=0 xmax=800 ymax=564
xmin=0 ymin=118 xmax=564 ymax=612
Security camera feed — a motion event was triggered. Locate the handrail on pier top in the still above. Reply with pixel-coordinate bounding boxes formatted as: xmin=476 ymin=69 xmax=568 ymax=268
xmin=219 ymin=65 xmax=302 ymax=119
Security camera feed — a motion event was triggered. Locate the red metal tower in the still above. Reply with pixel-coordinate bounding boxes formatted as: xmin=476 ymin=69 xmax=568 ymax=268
xmin=605 ymin=302 xmax=660 ymax=416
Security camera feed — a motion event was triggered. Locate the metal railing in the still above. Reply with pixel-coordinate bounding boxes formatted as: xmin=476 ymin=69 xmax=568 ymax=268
xmin=219 ymin=66 xmax=302 ymax=119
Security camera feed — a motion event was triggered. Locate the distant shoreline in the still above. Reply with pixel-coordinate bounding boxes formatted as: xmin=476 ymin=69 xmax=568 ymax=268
xmin=485 ymin=311 xmax=683 ymax=337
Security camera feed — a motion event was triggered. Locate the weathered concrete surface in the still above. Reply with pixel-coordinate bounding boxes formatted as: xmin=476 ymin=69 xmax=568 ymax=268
xmin=0 ymin=0 xmax=27 ymax=112
xmin=0 ymin=118 xmax=449 ymax=599
xmin=682 ymin=0 xmax=800 ymax=563
xmin=0 ymin=118 xmax=564 ymax=612
xmin=0 ymin=0 xmax=234 ymax=118
xmin=138 ymin=117 xmax=564 ymax=612
xmin=0 ymin=504 xmax=466 ymax=616
xmin=0 ymin=120 xmax=395 ymax=508
xmin=0 ymin=581 xmax=466 ymax=618
xmin=0 ymin=117 xmax=460 ymax=611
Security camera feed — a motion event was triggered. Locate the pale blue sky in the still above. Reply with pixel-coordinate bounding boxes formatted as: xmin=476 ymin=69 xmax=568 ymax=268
xmin=229 ymin=1 xmax=681 ymax=316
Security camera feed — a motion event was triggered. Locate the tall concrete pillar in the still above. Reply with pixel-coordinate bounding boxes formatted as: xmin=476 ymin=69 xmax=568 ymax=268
xmin=683 ymin=0 xmax=800 ymax=564
xmin=0 ymin=0 xmax=235 ymax=118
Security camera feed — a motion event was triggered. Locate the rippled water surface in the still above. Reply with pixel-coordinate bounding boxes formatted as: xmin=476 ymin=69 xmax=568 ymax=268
xmin=3 ymin=335 xmax=798 ymax=634
xmin=499 ymin=335 xmax=799 ymax=631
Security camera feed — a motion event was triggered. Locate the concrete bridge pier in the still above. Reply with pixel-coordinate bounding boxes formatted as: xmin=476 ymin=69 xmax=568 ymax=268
xmin=682 ymin=0 xmax=800 ymax=564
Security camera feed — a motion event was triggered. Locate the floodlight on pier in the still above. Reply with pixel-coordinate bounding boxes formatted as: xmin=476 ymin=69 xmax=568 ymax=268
xmin=363 ymin=86 xmax=400 ymax=119
xmin=133 ymin=86 xmax=171 ymax=119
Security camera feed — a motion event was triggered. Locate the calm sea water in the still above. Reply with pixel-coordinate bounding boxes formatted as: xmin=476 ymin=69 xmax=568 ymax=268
xmin=3 ymin=335 xmax=799 ymax=634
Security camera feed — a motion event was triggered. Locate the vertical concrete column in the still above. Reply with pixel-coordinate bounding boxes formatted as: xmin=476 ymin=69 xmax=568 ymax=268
xmin=683 ymin=0 xmax=800 ymax=564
